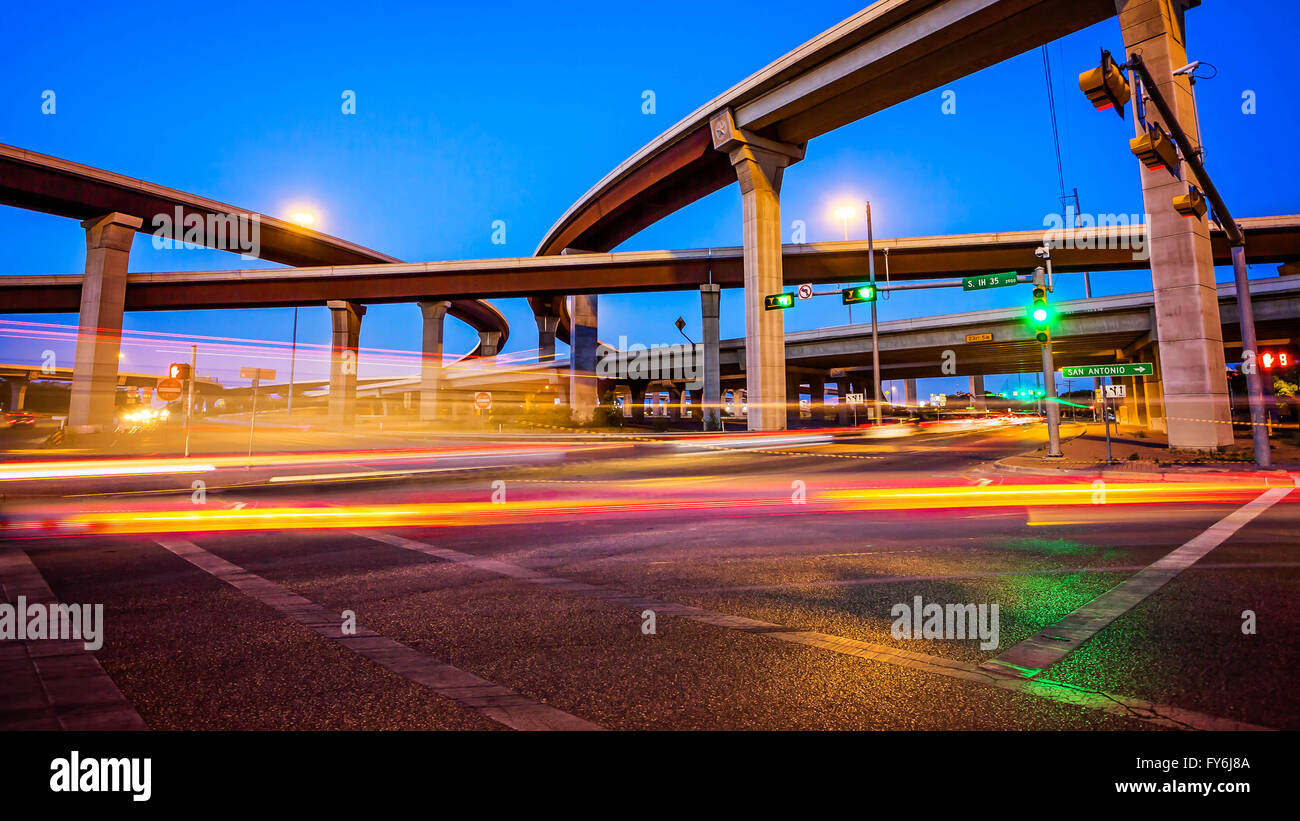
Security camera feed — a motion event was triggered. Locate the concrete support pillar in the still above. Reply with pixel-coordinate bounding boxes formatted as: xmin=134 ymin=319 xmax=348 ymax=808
xmin=6 ymin=376 xmax=29 ymax=412
xmin=903 ymin=379 xmax=917 ymax=408
xmin=327 ymin=300 xmax=365 ymax=427
xmin=1145 ymin=344 xmax=1167 ymax=432
xmin=418 ymin=300 xmax=451 ymax=421
xmin=836 ymin=379 xmax=851 ymax=425
xmin=68 ymin=212 xmax=142 ymax=430
xmin=786 ymin=372 xmax=803 ymax=427
xmin=808 ymin=375 xmax=825 ymax=422
xmin=1117 ymin=0 xmax=1232 ymax=449
xmin=630 ymin=381 xmax=647 ymax=423
xmin=477 ymin=331 xmax=502 ymax=362
xmin=534 ymin=310 xmax=560 ymax=363
xmin=688 ymin=389 xmax=703 ymax=421
xmin=971 ymin=375 xmax=986 ymax=411
xmin=700 ymin=284 xmax=722 ymax=431
xmin=666 ymin=385 xmax=683 ymax=421
xmin=711 ymin=108 xmax=805 ymax=431
xmin=568 ymin=293 xmax=599 ymax=422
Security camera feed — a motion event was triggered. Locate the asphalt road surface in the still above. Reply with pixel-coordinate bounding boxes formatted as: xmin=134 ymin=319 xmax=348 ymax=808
xmin=3 ymin=422 xmax=1296 ymax=731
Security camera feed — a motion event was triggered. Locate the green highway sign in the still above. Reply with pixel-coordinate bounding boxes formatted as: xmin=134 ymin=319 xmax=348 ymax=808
xmin=1060 ymin=363 xmax=1153 ymax=378
xmin=962 ymin=272 xmax=1017 ymax=291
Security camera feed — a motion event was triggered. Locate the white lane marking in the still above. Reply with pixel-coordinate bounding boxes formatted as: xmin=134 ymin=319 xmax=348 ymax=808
xmin=357 ymin=531 xmax=1269 ymax=731
xmin=153 ymin=537 xmax=600 ymax=731
xmin=983 ymin=483 xmax=1296 ymax=679
xmin=0 ymin=550 xmax=147 ymax=730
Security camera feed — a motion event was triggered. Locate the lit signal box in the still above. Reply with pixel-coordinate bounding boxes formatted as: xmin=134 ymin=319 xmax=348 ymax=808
xmin=841 ymin=285 xmax=877 ymax=304
xmin=1078 ymin=50 xmax=1130 ymax=118
xmin=1130 ymin=124 xmax=1180 ymax=176
xmin=764 ymin=293 xmax=795 ymax=311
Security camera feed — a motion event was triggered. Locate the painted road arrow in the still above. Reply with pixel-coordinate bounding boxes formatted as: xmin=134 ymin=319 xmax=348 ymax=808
xmin=1060 ymin=363 xmax=1153 ymax=378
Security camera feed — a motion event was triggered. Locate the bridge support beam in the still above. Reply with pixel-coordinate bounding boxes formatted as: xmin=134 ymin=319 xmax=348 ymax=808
xmin=477 ymin=330 xmax=502 ymax=362
xmin=971 ymin=375 xmax=986 ymax=411
xmin=1145 ymin=347 xmax=1167 ymax=432
xmin=1117 ymin=0 xmax=1232 ymax=450
xmin=534 ymin=308 xmax=560 ymax=363
xmin=327 ymin=300 xmax=365 ymax=427
xmin=904 ymin=379 xmax=917 ymax=408
xmin=711 ymin=108 xmax=805 ymax=431
xmin=418 ymin=300 xmax=451 ymax=421
xmin=786 ymin=372 xmax=803 ymax=427
xmin=68 ymin=212 xmax=142 ymax=431
xmin=568 ymin=293 xmax=599 ymax=422
xmin=700 ymin=284 xmax=722 ymax=431
xmin=837 ymin=378 xmax=852 ymax=425
xmin=6 ymin=376 xmax=29 ymax=412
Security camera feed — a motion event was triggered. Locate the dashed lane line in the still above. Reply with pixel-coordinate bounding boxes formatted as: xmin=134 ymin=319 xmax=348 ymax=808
xmin=982 ymin=481 xmax=1297 ymax=680
xmin=152 ymin=537 xmax=601 ymax=731
xmin=0 ymin=550 xmax=147 ymax=730
xmin=356 ymin=530 xmax=1270 ymax=731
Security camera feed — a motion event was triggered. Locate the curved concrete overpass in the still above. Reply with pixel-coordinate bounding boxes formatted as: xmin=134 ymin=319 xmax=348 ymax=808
xmin=532 ymin=0 xmax=1118 ymax=340
xmin=0 ymin=144 xmax=509 ymax=350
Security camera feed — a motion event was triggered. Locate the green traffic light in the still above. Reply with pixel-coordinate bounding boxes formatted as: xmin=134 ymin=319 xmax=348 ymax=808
xmin=1032 ymin=307 xmax=1048 ymax=323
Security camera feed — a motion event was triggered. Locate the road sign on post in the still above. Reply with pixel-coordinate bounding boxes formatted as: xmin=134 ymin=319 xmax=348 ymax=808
xmin=1104 ymin=384 xmax=1127 ymax=399
xmin=156 ymin=378 xmax=183 ymax=401
xmin=962 ymin=272 xmax=1017 ymax=291
xmin=1060 ymin=363 xmax=1152 ymax=378
xmin=796 ymin=283 xmax=813 ymax=300
xmin=474 ymin=392 xmax=492 ymax=410
xmin=239 ymin=367 xmax=276 ymax=381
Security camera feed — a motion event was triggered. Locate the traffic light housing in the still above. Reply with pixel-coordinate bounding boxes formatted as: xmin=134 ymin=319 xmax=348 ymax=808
xmin=1172 ymin=185 xmax=1207 ymax=219
xmin=841 ymin=285 xmax=877 ymax=305
xmin=168 ymin=362 xmax=192 ymax=380
xmin=1130 ymin=123 xmax=1180 ymax=177
xmin=763 ymin=293 xmax=795 ymax=311
xmin=1078 ymin=49 xmax=1130 ymax=119
xmin=1031 ymin=286 xmax=1051 ymax=343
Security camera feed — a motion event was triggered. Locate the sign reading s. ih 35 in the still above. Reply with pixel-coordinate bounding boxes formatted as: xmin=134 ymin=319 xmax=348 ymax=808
xmin=1060 ymin=363 xmax=1153 ymax=378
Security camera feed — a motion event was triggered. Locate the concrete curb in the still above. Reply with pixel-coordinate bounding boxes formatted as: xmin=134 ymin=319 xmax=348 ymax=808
xmin=991 ymin=456 xmax=1296 ymax=483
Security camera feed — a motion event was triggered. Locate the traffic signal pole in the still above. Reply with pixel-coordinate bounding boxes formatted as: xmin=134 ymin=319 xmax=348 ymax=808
xmin=866 ymin=202 xmax=882 ymax=423
xmin=1034 ymin=267 xmax=1062 ymax=457
xmin=1127 ymin=54 xmax=1270 ymax=468
xmin=183 ymin=344 xmax=196 ymax=458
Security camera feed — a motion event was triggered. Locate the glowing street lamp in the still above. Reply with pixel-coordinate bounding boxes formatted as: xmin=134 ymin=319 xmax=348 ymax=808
xmin=834 ymin=205 xmax=857 ymax=240
xmin=289 ymin=211 xmax=316 ymax=227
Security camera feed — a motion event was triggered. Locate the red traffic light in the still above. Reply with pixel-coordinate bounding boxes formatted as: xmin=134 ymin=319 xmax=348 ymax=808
xmin=1078 ymin=49 xmax=1130 ymax=119
xmin=1130 ymin=123 xmax=1181 ymax=177
xmin=1172 ymin=185 xmax=1207 ymax=219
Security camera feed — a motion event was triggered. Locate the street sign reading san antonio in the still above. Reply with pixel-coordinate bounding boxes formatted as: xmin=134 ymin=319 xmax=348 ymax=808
xmin=1060 ymin=363 xmax=1153 ymax=378
xmin=962 ymin=272 xmax=1017 ymax=291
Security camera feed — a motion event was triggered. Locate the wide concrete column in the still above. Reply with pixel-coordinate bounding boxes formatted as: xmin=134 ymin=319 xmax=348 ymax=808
xmin=6 ymin=376 xmax=29 ymax=412
xmin=1117 ymin=0 xmax=1231 ymax=449
xmin=568 ymin=293 xmax=599 ymax=423
xmin=1144 ymin=344 xmax=1167 ymax=432
xmin=700 ymin=284 xmax=722 ymax=431
xmin=417 ymin=300 xmax=451 ymax=421
xmin=970 ymin=375 xmax=986 ymax=411
xmin=711 ymin=108 xmax=805 ymax=431
xmin=68 ymin=212 xmax=143 ymax=430
xmin=903 ymin=379 xmax=917 ymax=407
xmin=327 ymin=300 xmax=365 ymax=427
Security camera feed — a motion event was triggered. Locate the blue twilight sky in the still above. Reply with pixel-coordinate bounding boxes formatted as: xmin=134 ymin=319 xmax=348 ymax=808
xmin=1 ymin=0 xmax=1297 ymax=395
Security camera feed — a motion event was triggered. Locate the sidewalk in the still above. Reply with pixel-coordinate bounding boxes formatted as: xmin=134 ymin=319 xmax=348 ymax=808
xmin=994 ymin=422 xmax=1300 ymax=480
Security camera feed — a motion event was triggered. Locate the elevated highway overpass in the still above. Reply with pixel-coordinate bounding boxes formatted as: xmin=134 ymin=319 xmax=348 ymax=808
xmin=0 ymin=143 xmax=508 ymax=430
